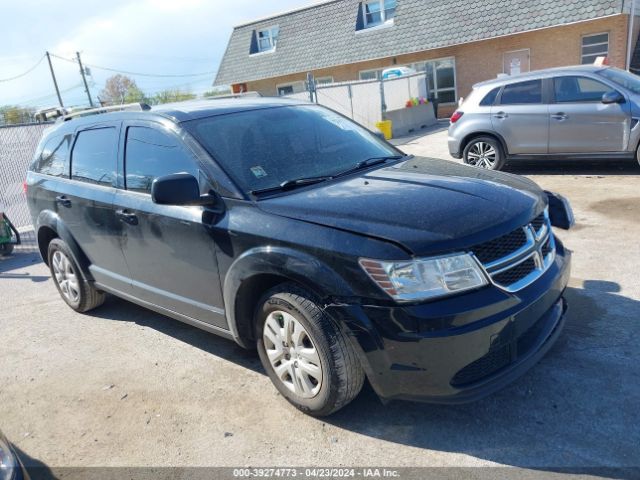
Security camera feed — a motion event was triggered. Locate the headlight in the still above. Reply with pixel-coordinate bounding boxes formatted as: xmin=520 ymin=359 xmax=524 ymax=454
xmin=0 ymin=434 xmax=17 ymax=480
xmin=360 ymin=253 xmax=488 ymax=302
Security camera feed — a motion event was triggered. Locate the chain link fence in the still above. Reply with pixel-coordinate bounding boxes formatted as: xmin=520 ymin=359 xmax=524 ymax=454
xmin=284 ymin=72 xmax=433 ymax=132
xmin=1 ymin=122 xmax=51 ymax=249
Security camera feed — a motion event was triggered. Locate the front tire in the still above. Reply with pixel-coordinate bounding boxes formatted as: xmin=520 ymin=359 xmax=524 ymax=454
xmin=463 ymin=136 xmax=505 ymax=170
xmin=256 ymin=284 xmax=364 ymax=416
xmin=48 ymin=239 xmax=105 ymax=312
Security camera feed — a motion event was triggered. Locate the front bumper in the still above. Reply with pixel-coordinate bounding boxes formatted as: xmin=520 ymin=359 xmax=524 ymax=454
xmin=326 ymin=241 xmax=571 ymax=403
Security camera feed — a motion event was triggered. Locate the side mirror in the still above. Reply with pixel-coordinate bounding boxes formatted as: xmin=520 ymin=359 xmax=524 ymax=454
xmin=151 ymin=173 xmax=218 ymax=207
xmin=602 ymin=91 xmax=624 ymax=104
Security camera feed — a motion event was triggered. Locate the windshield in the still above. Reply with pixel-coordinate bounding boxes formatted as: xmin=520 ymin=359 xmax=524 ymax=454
xmin=598 ymin=67 xmax=640 ymax=94
xmin=184 ymin=105 xmax=400 ymax=194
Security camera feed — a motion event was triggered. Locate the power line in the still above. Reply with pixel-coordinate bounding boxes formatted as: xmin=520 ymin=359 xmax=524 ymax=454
xmin=12 ymin=83 xmax=84 ymax=107
xmin=0 ymin=55 xmax=45 ymax=83
xmin=49 ymin=52 xmax=216 ymax=78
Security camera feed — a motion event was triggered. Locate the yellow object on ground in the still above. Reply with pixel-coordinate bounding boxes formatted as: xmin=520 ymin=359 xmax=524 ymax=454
xmin=375 ymin=120 xmax=393 ymax=140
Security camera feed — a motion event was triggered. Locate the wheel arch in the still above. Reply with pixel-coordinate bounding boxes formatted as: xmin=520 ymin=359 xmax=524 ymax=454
xmin=461 ymin=131 xmax=509 ymax=157
xmin=35 ymin=210 xmax=94 ymax=281
xmin=223 ymin=246 xmax=355 ymax=348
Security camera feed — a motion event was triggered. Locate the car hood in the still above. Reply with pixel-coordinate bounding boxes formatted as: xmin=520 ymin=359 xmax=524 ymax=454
xmin=257 ymin=157 xmax=547 ymax=256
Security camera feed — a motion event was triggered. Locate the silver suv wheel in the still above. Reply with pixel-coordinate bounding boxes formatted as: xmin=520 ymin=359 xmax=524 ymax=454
xmin=263 ymin=310 xmax=323 ymax=398
xmin=256 ymin=284 xmax=365 ymax=416
xmin=52 ymin=250 xmax=80 ymax=303
xmin=463 ymin=136 xmax=505 ymax=171
xmin=467 ymin=141 xmax=496 ymax=169
xmin=47 ymin=238 xmax=106 ymax=312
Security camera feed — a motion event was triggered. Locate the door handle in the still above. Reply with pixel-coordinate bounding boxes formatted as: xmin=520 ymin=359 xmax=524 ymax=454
xmin=55 ymin=195 xmax=71 ymax=207
xmin=551 ymin=113 xmax=568 ymax=120
xmin=115 ymin=209 xmax=139 ymax=226
xmin=493 ymin=112 xmax=509 ymax=119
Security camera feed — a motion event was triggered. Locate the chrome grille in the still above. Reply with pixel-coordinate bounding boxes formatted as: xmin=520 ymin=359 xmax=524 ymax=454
xmin=471 ymin=208 xmax=555 ymax=292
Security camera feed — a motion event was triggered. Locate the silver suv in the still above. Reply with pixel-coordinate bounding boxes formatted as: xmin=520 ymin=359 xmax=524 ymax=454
xmin=448 ymin=65 xmax=640 ymax=170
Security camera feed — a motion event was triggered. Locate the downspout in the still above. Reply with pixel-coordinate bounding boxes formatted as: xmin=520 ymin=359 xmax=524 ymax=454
xmin=626 ymin=0 xmax=636 ymax=70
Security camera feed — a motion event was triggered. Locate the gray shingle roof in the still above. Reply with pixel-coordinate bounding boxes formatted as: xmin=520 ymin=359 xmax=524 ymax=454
xmin=214 ymin=0 xmax=623 ymax=86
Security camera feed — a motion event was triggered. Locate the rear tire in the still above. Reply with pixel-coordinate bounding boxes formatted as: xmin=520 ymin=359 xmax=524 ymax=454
xmin=463 ymin=136 xmax=505 ymax=170
xmin=256 ymin=283 xmax=364 ymax=416
xmin=48 ymin=239 xmax=105 ymax=313
xmin=0 ymin=243 xmax=14 ymax=256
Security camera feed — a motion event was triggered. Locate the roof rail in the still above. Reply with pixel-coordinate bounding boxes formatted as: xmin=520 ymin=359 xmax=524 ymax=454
xmin=204 ymin=91 xmax=263 ymax=100
xmin=58 ymin=102 xmax=151 ymax=122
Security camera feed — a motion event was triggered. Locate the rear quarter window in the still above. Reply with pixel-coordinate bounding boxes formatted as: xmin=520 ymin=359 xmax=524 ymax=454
xmin=31 ymin=134 xmax=71 ymax=177
xmin=479 ymin=87 xmax=501 ymax=106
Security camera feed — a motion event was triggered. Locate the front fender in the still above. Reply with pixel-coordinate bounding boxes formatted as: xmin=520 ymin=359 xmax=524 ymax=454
xmin=223 ymin=246 xmax=356 ymax=347
xmin=36 ymin=210 xmax=94 ymax=282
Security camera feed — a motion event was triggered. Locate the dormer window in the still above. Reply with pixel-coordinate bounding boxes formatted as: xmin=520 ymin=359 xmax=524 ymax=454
xmin=363 ymin=0 xmax=396 ymax=28
xmin=257 ymin=26 xmax=279 ymax=52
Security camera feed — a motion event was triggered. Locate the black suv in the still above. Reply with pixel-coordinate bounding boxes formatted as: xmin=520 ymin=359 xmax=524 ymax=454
xmin=27 ymin=99 xmax=573 ymax=416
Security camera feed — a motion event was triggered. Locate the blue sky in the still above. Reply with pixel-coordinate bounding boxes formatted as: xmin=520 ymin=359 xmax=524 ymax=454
xmin=0 ymin=0 xmax=323 ymax=108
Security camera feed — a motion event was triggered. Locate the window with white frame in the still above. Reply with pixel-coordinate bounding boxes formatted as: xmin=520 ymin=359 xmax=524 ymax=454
xmin=363 ymin=0 xmax=396 ymax=28
xmin=276 ymin=81 xmax=305 ymax=96
xmin=359 ymin=68 xmax=384 ymax=81
xmin=412 ymin=58 xmax=457 ymax=104
xmin=315 ymin=76 xmax=334 ymax=85
xmin=581 ymin=33 xmax=609 ymax=64
xmin=257 ymin=26 xmax=279 ymax=52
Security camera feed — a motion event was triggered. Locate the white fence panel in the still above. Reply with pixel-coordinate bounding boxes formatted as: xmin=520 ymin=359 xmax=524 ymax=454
xmin=284 ymin=91 xmax=311 ymax=102
xmin=315 ymin=85 xmax=355 ymax=120
xmin=348 ymin=82 xmax=383 ymax=130
xmin=383 ymin=73 xmax=428 ymax=111
xmin=408 ymin=74 xmax=428 ymax=100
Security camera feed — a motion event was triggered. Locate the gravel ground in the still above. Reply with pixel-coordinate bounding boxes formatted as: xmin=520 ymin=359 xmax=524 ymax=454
xmin=1 ymin=126 xmax=639 ymax=478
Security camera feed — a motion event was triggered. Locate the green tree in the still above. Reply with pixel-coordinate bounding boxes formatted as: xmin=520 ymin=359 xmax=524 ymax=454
xmin=151 ymin=88 xmax=196 ymax=105
xmin=202 ymin=88 xmax=231 ymax=97
xmin=0 ymin=105 xmax=35 ymax=125
xmin=99 ymin=74 xmax=148 ymax=105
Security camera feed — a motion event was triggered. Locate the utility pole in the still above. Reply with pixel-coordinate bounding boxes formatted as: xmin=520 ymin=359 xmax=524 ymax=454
xmin=76 ymin=51 xmax=94 ymax=107
xmin=45 ymin=51 xmax=64 ymax=108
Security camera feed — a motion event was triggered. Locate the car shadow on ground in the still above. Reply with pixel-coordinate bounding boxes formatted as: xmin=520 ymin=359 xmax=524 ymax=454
xmin=0 ymin=251 xmax=48 ymax=280
xmin=10 ymin=444 xmax=57 ymax=480
xmin=7 ymin=253 xmax=638 ymax=474
xmin=86 ymin=277 xmax=639 ymax=474
xmin=504 ymin=159 xmax=639 ymax=176
xmin=323 ymin=280 xmax=640 ymax=475
xmin=91 ymin=295 xmax=265 ymax=375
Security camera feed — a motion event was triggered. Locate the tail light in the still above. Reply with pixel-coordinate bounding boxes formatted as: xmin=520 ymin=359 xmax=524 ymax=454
xmin=23 ymin=181 xmax=28 ymax=194
xmin=450 ymin=111 xmax=464 ymax=124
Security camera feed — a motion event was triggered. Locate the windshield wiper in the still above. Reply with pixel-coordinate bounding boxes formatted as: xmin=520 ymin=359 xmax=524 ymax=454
xmin=333 ymin=155 xmax=406 ymax=178
xmin=250 ymin=155 xmax=407 ymax=196
xmin=250 ymin=176 xmax=332 ymax=196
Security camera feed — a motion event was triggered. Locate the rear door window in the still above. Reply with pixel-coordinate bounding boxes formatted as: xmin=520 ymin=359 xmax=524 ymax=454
xmin=499 ymin=79 xmax=543 ymax=105
xmin=71 ymin=127 xmax=118 ymax=186
xmin=124 ymin=126 xmax=198 ymax=194
xmin=553 ymin=76 xmax=615 ymax=103
xmin=33 ymin=134 xmax=71 ymax=177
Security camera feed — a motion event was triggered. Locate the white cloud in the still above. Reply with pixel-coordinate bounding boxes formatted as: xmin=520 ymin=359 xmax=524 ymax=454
xmin=0 ymin=0 xmax=325 ymax=108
